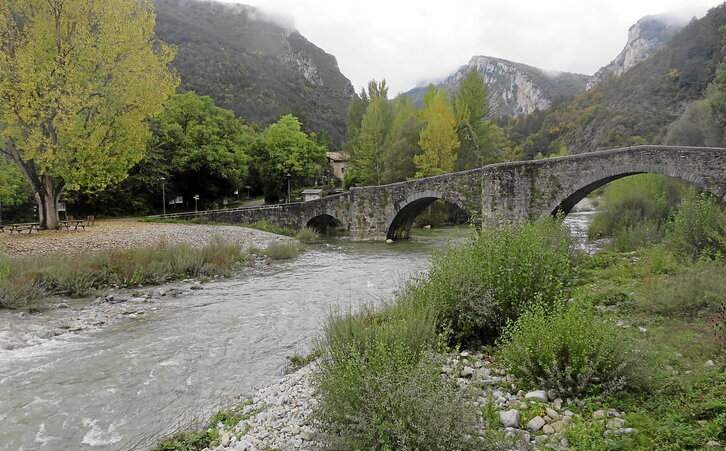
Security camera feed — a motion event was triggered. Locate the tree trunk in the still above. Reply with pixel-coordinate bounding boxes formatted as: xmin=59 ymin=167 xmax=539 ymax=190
xmin=39 ymin=176 xmax=62 ymax=230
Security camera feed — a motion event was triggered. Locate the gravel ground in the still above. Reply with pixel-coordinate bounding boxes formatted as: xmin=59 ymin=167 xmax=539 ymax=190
xmin=0 ymin=220 xmax=295 ymax=257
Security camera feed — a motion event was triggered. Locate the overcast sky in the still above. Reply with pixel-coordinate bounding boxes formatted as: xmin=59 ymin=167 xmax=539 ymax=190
xmin=215 ymin=0 xmax=723 ymax=95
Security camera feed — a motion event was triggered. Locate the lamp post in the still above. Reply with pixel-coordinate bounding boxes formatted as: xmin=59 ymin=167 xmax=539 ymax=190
xmin=193 ymin=194 xmax=199 ymax=212
xmin=286 ymin=173 xmax=291 ymax=204
xmin=160 ymin=177 xmax=166 ymax=216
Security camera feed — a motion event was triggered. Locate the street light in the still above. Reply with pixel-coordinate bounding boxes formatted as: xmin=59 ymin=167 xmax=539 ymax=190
xmin=286 ymin=173 xmax=291 ymax=204
xmin=160 ymin=177 xmax=166 ymax=216
xmin=193 ymin=194 xmax=200 ymax=212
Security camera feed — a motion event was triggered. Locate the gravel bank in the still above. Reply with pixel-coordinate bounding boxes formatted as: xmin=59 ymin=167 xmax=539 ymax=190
xmin=0 ymin=220 xmax=295 ymax=257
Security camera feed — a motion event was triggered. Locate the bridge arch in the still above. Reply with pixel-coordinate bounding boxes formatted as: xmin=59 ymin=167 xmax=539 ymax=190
xmin=304 ymin=213 xmax=345 ymax=234
xmin=386 ymin=190 xmax=470 ymax=240
xmin=547 ymin=163 xmax=714 ymax=217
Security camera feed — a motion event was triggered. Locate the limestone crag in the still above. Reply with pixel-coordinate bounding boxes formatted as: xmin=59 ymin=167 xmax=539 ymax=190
xmin=586 ymin=14 xmax=687 ymax=90
xmin=404 ymin=55 xmax=590 ymax=118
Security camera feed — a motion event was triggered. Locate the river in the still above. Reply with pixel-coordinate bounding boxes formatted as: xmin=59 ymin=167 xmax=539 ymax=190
xmin=0 ymin=213 xmax=597 ymax=450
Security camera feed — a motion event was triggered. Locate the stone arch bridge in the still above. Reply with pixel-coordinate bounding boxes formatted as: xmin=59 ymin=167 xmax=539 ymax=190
xmin=163 ymin=146 xmax=726 ymax=242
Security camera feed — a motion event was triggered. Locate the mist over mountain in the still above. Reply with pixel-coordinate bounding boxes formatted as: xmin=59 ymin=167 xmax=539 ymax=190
xmin=507 ymin=3 xmax=726 ymax=157
xmin=153 ymin=0 xmax=355 ymax=145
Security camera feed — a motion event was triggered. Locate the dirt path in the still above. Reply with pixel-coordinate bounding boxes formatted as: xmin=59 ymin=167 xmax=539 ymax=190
xmin=0 ymin=219 xmax=294 ymax=257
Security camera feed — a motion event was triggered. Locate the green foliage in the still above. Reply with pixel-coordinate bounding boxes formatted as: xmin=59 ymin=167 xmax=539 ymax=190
xmin=0 ymin=240 xmax=245 ymax=310
xmin=664 ymin=99 xmax=725 ymax=147
xmin=264 ymin=243 xmax=300 ymax=262
xmin=346 ymin=81 xmax=392 ymax=186
xmin=294 ymin=227 xmax=320 ymax=243
xmin=497 ymin=298 xmax=653 ymax=397
xmin=147 ymin=92 xmax=254 ymax=204
xmin=665 ymin=190 xmax=726 ymax=260
xmin=314 ymin=306 xmax=481 ymax=450
xmin=0 ymin=157 xmax=31 ymax=207
xmin=637 ymin=262 xmax=726 ymax=318
xmin=250 ymin=114 xmax=326 ymax=203
xmin=151 ymin=429 xmax=219 ymax=451
xmin=0 ymin=0 xmax=179 ymax=228
xmin=588 ymin=174 xmax=685 ymax=250
xmin=405 ymin=219 xmax=574 ymax=344
xmin=414 ymin=86 xmax=460 ymax=177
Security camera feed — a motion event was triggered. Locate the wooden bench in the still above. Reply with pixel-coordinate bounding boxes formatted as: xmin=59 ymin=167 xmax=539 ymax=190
xmin=8 ymin=223 xmax=41 ymax=234
xmin=57 ymin=219 xmax=86 ymax=231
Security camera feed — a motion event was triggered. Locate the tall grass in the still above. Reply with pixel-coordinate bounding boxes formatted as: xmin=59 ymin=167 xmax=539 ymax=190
xmin=664 ymin=190 xmax=726 ymax=260
xmin=0 ymin=239 xmax=246 ymax=310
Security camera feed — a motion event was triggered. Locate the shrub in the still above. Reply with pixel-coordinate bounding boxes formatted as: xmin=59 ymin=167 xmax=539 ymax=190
xmin=404 ymin=219 xmax=574 ymax=344
xmin=636 ymin=262 xmax=726 ymax=318
xmin=264 ymin=242 xmax=299 ymax=261
xmin=315 ymin=306 xmax=481 ymax=450
xmin=294 ymin=226 xmax=320 ymax=243
xmin=607 ymin=220 xmax=663 ymax=252
xmin=497 ymin=298 xmax=652 ymax=397
xmin=151 ymin=429 xmax=218 ymax=451
xmin=707 ymin=304 xmax=726 ymax=352
xmin=588 ymin=174 xmax=684 ymax=242
xmin=665 ymin=190 xmax=726 ymax=260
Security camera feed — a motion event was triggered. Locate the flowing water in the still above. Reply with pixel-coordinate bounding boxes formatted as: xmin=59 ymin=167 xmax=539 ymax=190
xmin=0 ymin=215 xmax=598 ymax=450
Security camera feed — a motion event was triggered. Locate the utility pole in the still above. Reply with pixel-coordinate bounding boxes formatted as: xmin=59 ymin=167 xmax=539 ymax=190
xmin=160 ymin=177 xmax=166 ymax=216
xmin=286 ymin=173 xmax=291 ymax=203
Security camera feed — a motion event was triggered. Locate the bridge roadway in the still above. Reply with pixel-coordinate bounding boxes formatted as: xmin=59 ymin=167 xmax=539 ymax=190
xmin=157 ymin=146 xmax=726 ymax=242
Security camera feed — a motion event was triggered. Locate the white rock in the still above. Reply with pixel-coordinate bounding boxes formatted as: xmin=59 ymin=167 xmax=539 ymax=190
xmin=543 ymin=424 xmax=555 ymax=435
xmin=499 ymin=409 xmax=521 ymax=428
xmin=705 ymin=360 xmax=715 ymax=367
xmin=527 ymin=415 xmax=546 ymax=431
xmin=525 ymin=390 xmax=548 ymax=402
xmin=545 ymin=407 xmax=560 ymax=419
xmin=461 ymin=366 xmax=474 ymax=377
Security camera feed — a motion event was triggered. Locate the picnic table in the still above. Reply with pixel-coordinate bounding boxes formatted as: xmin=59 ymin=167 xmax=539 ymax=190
xmin=5 ymin=223 xmax=41 ymax=234
xmin=57 ymin=219 xmax=86 ymax=231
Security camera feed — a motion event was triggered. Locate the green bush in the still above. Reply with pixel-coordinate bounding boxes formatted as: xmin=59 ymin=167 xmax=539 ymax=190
xmin=636 ymin=262 xmax=726 ymax=318
xmin=497 ymin=298 xmax=652 ymax=397
xmin=665 ymin=190 xmax=726 ymax=260
xmin=315 ymin=306 xmax=481 ymax=450
xmin=588 ymin=174 xmax=684 ymax=250
xmin=151 ymin=429 xmax=218 ymax=451
xmin=264 ymin=242 xmax=299 ymax=261
xmin=294 ymin=226 xmax=320 ymax=243
xmin=404 ymin=219 xmax=574 ymax=344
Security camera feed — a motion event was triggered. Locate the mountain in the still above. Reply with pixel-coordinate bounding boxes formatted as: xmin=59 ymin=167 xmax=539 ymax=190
xmin=404 ymin=56 xmax=591 ymax=118
xmin=152 ymin=0 xmax=355 ymax=146
xmin=507 ymin=4 xmax=726 ymax=157
xmin=586 ymin=14 xmax=688 ymax=90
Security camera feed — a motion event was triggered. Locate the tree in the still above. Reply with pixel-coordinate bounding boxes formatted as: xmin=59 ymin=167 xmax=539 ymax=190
xmin=149 ymin=92 xmax=253 ymax=206
xmin=0 ymin=0 xmax=178 ymax=228
xmin=383 ymin=115 xmax=423 ymax=183
xmin=0 ymin=157 xmax=31 ymax=208
xmin=414 ymin=86 xmax=459 ymax=177
xmin=250 ymin=114 xmax=326 ymax=203
xmin=346 ymin=80 xmax=392 ymax=186
xmin=453 ymin=67 xmax=508 ymax=169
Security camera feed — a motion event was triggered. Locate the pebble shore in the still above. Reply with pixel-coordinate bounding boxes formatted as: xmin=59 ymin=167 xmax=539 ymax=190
xmin=204 ymin=350 xmax=644 ymax=451
xmin=0 ymin=220 xmax=294 ymax=257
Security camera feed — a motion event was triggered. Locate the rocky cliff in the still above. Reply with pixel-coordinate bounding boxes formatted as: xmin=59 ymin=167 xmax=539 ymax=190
xmin=153 ymin=0 xmax=355 ymax=145
xmin=586 ymin=14 xmax=687 ymax=90
xmin=405 ymin=56 xmax=590 ymax=119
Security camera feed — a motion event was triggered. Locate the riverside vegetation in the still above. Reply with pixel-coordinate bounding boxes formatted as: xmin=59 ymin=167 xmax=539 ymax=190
xmin=0 ymin=236 xmax=305 ymax=311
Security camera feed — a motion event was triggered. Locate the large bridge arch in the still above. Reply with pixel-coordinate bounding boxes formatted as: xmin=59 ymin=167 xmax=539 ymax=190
xmin=546 ymin=163 xmax=718 ymax=218
xmin=385 ymin=190 xmax=470 ymax=240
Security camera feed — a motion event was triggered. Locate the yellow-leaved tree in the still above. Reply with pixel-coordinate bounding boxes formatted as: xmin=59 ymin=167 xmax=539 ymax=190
xmin=414 ymin=86 xmax=460 ymax=178
xmin=0 ymin=0 xmax=178 ymax=228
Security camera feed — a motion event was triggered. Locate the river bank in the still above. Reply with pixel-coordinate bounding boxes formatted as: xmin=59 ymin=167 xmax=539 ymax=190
xmin=0 ymin=227 xmax=472 ymax=450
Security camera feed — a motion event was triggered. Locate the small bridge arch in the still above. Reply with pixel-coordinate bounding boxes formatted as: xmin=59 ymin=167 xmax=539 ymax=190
xmin=305 ymin=213 xmax=345 ymax=234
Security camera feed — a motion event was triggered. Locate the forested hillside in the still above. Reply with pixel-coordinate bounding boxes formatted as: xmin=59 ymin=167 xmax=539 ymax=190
xmin=507 ymin=4 xmax=726 ymax=158
xmin=153 ymin=0 xmax=355 ymax=146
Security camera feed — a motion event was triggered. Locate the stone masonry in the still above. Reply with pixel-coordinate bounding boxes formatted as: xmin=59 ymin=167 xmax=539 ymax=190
xmin=161 ymin=146 xmax=726 ymax=242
